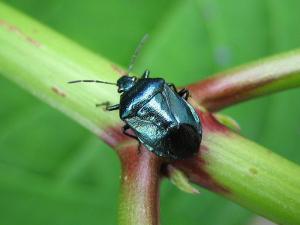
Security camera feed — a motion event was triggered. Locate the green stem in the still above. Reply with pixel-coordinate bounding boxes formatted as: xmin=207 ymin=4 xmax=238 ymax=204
xmin=173 ymin=110 xmax=300 ymax=225
xmin=0 ymin=2 xmax=121 ymax=138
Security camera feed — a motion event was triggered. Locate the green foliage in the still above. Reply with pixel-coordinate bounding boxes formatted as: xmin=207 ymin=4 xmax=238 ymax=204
xmin=0 ymin=0 xmax=299 ymax=224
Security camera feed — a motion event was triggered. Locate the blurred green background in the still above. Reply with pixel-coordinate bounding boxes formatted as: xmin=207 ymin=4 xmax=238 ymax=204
xmin=0 ymin=0 xmax=300 ymax=224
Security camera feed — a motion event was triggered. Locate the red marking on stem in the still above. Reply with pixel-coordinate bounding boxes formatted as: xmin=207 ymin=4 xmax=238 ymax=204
xmin=52 ymin=87 xmax=66 ymax=97
xmin=117 ymin=144 xmax=163 ymax=190
xmin=0 ymin=19 xmax=41 ymax=47
xmin=193 ymin=106 xmax=231 ymax=135
xmin=111 ymin=64 xmax=127 ymax=75
xmin=118 ymin=145 xmax=143 ymax=180
xmin=100 ymin=124 xmax=134 ymax=148
xmin=188 ymin=74 xmax=276 ymax=112
xmin=172 ymin=145 xmax=230 ymax=194
xmin=26 ymin=36 xmax=40 ymax=46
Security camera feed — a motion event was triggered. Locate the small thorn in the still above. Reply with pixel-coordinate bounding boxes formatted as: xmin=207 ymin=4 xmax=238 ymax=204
xmin=164 ymin=165 xmax=201 ymax=195
xmin=212 ymin=112 xmax=241 ymax=132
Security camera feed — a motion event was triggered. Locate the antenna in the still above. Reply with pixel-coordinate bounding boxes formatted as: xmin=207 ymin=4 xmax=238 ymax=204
xmin=68 ymin=80 xmax=117 ymax=85
xmin=126 ymin=34 xmax=149 ymax=76
xmin=68 ymin=34 xmax=149 ymax=85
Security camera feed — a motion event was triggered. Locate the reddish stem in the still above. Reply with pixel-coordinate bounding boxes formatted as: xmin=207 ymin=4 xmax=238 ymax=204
xmin=188 ymin=52 xmax=300 ymax=111
xmin=117 ymin=144 xmax=163 ymax=225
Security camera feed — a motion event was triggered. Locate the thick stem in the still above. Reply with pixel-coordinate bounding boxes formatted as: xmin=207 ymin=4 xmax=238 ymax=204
xmin=117 ymin=144 xmax=163 ymax=225
xmin=170 ymin=108 xmax=300 ymax=225
xmin=0 ymin=2 xmax=122 ymax=137
xmin=188 ymin=50 xmax=300 ymax=111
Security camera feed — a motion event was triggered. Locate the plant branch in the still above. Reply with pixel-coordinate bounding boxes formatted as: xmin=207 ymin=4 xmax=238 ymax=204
xmin=188 ymin=50 xmax=300 ymax=111
xmin=170 ymin=108 xmax=300 ymax=225
xmin=117 ymin=144 xmax=163 ymax=224
xmin=0 ymin=2 xmax=122 ymax=139
xmin=1 ymin=2 xmax=300 ymax=225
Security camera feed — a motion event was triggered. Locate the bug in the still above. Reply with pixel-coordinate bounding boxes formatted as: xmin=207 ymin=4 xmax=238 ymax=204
xmin=69 ymin=34 xmax=202 ymax=159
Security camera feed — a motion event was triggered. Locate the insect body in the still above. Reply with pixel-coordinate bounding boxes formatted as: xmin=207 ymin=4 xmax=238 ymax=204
xmin=69 ymin=35 xmax=202 ymax=159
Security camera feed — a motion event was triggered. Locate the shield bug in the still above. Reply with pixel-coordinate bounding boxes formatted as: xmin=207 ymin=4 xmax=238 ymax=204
xmin=69 ymin=35 xmax=202 ymax=159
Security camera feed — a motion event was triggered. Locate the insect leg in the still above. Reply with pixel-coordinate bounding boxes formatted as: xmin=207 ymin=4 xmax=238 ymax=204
xmin=167 ymin=83 xmax=178 ymax=93
xmin=177 ymin=88 xmax=190 ymax=100
xmin=96 ymin=101 xmax=120 ymax=111
xmin=168 ymin=83 xmax=190 ymax=100
xmin=121 ymin=124 xmax=138 ymax=140
xmin=141 ymin=70 xmax=150 ymax=79
xmin=122 ymin=124 xmax=141 ymax=154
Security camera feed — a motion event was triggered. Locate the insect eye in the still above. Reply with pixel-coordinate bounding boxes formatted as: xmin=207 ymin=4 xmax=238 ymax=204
xmin=132 ymin=76 xmax=137 ymax=82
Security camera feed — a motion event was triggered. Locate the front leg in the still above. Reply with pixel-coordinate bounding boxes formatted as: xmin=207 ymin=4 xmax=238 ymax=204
xmin=121 ymin=124 xmax=138 ymax=140
xmin=122 ymin=124 xmax=141 ymax=154
xmin=168 ymin=83 xmax=178 ymax=93
xmin=177 ymin=88 xmax=190 ymax=101
xmin=96 ymin=101 xmax=119 ymax=111
xmin=168 ymin=83 xmax=190 ymax=100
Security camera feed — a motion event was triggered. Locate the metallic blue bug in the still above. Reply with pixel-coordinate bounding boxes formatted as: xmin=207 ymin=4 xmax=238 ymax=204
xmin=69 ymin=35 xmax=202 ymax=159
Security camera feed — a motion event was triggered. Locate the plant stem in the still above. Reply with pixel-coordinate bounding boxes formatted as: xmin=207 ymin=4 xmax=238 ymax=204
xmin=189 ymin=50 xmax=300 ymax=111
xmin=0 ymin=2 xmax=122 ymax=138
xmin=1 ymin=2 xmax=300 ymax=225
xmin=117 ymin=145 xmax=163 ymax=225
xmin=172 ymin=109 xmax=300 ymax=225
